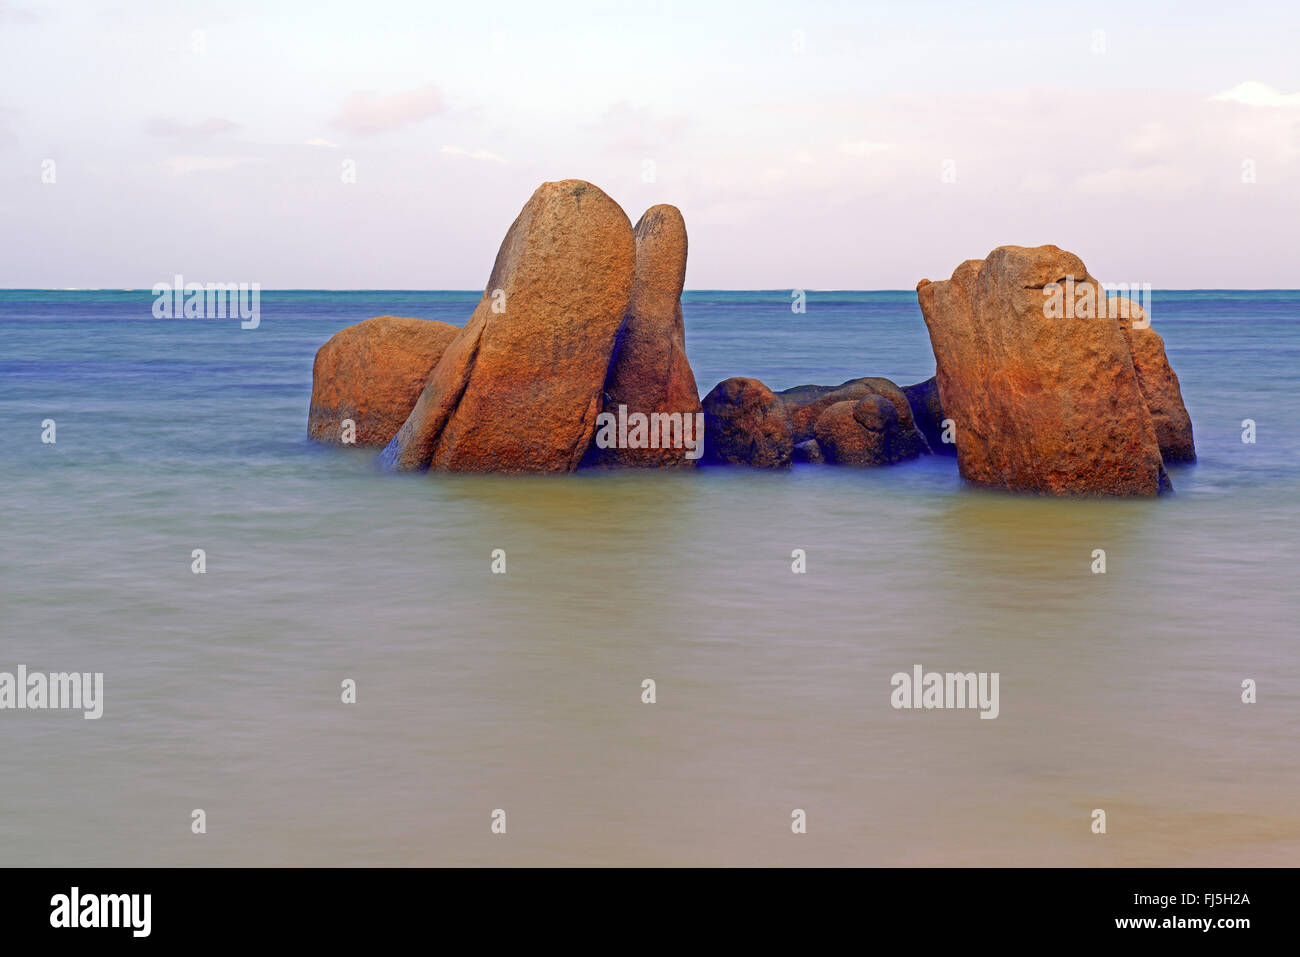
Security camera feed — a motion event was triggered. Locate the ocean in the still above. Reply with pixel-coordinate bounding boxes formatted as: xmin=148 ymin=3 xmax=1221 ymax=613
xmin=1 ymin=289 xmax=1297 ymax=866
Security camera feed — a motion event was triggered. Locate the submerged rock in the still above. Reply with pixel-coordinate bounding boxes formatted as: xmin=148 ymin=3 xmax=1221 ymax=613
xmin=813 ymin=394 xmax=926 ymax=466
xmin=792 ymin=439 xmax=825 ymax=464
xmin=917 ymin=245 xmax=1170 ymax=497
xmin=702 ymin=373 xmax=934 ymax=468
xmin=779 ymin=376 xmax=930 ymax=454
xmin=308 ymin=315 xmax=460 ymax=447
xmin=777 ymin=379 xmax=894 ymax=440
xmin=701 ymin=376 xmax=794 ymax=468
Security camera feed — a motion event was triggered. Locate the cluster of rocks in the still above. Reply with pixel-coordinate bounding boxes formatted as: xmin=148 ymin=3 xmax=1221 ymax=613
xmin=309 ymin=180 xmax=1195 ymax=497
xmin=701 ymin=375 xmax=937 ymax=468
xmin=310 ymin=179 xmax=699 ymax=472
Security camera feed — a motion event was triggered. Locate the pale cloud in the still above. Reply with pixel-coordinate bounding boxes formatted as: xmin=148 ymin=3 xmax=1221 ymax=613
xmin=1210 ymin=82 xmax=1300 ymax=108
xmin=146 ymin=117 xmax=240 ymax=139
xmin=2 ymin=2 xmax=1298 ymax=289
xmin=839 ymin=141 xmax=894 ymax=156
xmin=440 ymin=145 xmax=507 ymax=164
xmin=161 ymin=155 xmax=263 ymax=174
xmin=0 ymin=105 xmax=16 ymax=149
xmin=1121 ymin=122 xmax=1177 ymax=158
xmin=738 ymin=86 xmax=1289 ymax=203
xmin=598 ymin=102 xmax=689 ymax=153
xmin=0 ymin=2 xmax=39 ymax=22
xmin=1016 ymin=171 xmax=1059 ymax=193
xmin=1073 ymin=165 xmax=1204 ymax=197
xmin=332 ymin=85 xmax=443 ymax=135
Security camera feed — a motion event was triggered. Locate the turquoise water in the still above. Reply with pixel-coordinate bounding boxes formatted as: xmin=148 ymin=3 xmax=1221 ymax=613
xmin=1 ymin=290 xmax=1297 ymax=865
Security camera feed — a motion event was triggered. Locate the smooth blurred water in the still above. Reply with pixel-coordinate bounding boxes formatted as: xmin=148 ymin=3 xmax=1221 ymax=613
xmin=1 ymin=289 xmax=1297 ymax=866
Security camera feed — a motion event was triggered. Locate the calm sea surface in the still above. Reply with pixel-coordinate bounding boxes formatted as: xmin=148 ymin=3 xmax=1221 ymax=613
xmin=1 ymin=289 xmax=1297 ymax=865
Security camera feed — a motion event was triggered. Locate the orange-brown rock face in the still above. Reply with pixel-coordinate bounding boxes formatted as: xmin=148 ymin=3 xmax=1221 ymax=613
xmin=916 ymin=245 xmax=1169 ymax=496
xmin=379 ymin=180 xmax=635 ymax=472
xmin=1116 ymin=301 xmax=1196 ymax=463
xmin=584 ymin=204 xmax=702 ymax=468
xmin=308 ymin=315 xmax=460 ymax=447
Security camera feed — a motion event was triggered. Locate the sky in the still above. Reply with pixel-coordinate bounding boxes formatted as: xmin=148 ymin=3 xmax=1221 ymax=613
xmin=2 ymin=0 xmax=1298 ymax=289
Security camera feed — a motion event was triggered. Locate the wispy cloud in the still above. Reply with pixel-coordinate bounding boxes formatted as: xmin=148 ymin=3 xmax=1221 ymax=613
xmin=0 ymin=2 xmax=39 ymax=23
xmin=839 ymin=141 xmax=894 ymax=156
xmin=161 ymin=155 xmax=263 ymax=174
xmin=597 ymin=102 xmax=689 ymax=153
xmin=1210 ymin=82 xmax=1300 ymax=108
xmin=440 ymin=145 xmax=506 ymax=164
xmin=0 ymin=105 xmax=16 ymax=149
xmin=304 ymin=137 xmax=340 ymax=149
xmin=1073 ymin=164 xmax=1203 ymax=197
xmin=332 ymin=85 xmax=443 ymax=135
xmin=146 ymin=117 xmax=240 ymax=139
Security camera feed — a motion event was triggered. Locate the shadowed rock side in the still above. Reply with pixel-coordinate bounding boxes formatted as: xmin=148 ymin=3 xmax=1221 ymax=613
xmin=778 ymin=377 xmax=929 ymax=455
xmin=701 ymin=377 xmax=794 ymax=467
xmin=702 ymin=375 xmax=929 ymax=467
xmin=308 ymin=315 xmax=460 ymax=447
xmin=793 ymin=439 xmax=825 ymax=464
xmin=815 ymin=394 xmax=922 ymax=466
xmin=379 ymin=180 xmax=635 ymax=472
xmin=901 ymin=377 xmax=957 ymax=457
xmin=583 ymin=204 xmax=702 ymax=468
xmin=916 ymin=245 xmax=1169 ymax=497
xmin=1115 ymin=301 xmax=1196 ymax=463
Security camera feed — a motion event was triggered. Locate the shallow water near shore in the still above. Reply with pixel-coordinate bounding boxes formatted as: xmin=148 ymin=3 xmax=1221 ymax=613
xmin=1 ymin=289 xmax=1297 ymax=866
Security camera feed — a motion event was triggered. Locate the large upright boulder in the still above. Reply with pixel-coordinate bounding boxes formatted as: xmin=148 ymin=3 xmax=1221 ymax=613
xmin=1116 ymin=301 xmax=1196 ymax=463
xmin=584 ymin=204 xmax=702 ymax=468
xmin=916 ymin=246 xmax=1169 ymax=496
xmin=308 ymin=315 xmax=460 ymax=447
xmin=379 ymin=180 xmax=635 ymax=472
